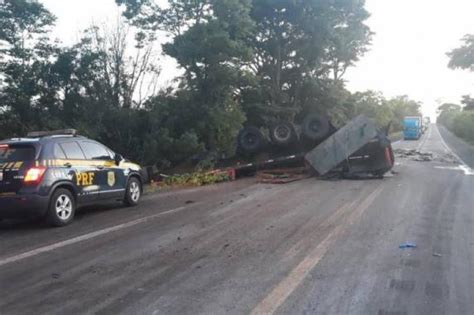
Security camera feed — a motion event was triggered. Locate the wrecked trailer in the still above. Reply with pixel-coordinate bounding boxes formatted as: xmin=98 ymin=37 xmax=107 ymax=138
xmin=304 ymin=115 xmax=394 ymax=177
xmin=231 ymin=115 xmax=394 ymax=179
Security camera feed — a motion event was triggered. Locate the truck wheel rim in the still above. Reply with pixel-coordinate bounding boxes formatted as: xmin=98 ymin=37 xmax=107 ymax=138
xmin=275 ymin=125 xmax=291 ymax=141
xmin=130 ymin=182 xmax=140 ymax=202
xmin=55 ymin=195 xmax=73 ymax=220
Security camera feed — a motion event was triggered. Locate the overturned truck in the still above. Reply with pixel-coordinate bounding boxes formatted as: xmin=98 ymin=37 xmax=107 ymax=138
xmin=235 ymin=115 xmax=394 ymax=178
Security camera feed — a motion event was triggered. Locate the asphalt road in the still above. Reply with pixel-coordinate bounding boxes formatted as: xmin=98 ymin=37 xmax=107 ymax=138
xmin=1 ymin=124 xmax=473 ymax=315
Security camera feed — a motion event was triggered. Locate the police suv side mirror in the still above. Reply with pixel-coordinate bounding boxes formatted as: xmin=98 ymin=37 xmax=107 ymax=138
xmin=114 ymin=154 xmax=123 ymax=166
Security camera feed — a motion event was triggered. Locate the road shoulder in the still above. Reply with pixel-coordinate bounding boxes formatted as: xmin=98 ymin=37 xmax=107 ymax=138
xmin=438 ymin=124 xmax=474 ymax=168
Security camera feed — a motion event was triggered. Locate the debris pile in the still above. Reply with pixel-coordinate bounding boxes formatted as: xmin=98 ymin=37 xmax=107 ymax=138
xmin=256 ymin=167 xmax=310 ymax=184
xmin=394 ymin=148 xmax=458 ymax=164
xmin=394 ymin=148 xmax=433 ymax=161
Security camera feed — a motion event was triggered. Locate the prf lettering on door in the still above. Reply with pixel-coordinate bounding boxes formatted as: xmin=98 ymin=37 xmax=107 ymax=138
xmin=76 ymin=172 xmax=95 ymax=186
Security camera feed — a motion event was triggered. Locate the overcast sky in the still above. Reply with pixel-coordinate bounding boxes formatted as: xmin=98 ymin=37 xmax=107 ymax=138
xmin=41 ymin=0 xmax=473 ymax=120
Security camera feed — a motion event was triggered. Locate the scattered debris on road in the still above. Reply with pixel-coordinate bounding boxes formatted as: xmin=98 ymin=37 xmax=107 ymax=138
xmin=256 ymin=167 xmax=311 ymax=184
xmin=51 ymin=273 xmax=60 ymax=279
xmin=399 ymin=242 xmax=417 ymax=249
xmin=394 ymin=149 xmax=433 ymax=161
xmin=394 ymin=148 xmax=458 ymax=164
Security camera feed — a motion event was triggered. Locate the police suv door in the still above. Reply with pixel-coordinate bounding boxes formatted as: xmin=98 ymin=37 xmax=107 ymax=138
xmin=57 ymin=141 xmax=99 ymax=204
xmin=79 ymin=141 xmax=126 ymax=201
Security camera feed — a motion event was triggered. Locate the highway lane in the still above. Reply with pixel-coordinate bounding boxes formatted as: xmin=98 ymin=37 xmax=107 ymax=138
xmin=0 ymin=124 xmax=473 ymax=314
xmin=280 ymin=125 xmax=474 ymax=314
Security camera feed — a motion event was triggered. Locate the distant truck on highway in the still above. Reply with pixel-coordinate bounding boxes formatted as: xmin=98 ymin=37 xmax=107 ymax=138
xmin=423 ymin=117 xmax=431 ymax=132
xmin=403 ymin=116 xmax=423 ymax=140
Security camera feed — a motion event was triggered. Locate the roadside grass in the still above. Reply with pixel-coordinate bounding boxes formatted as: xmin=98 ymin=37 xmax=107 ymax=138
xmin=143 ymin=170 xmax=234 ymax=195
xmin=438 ymin=111 xmax=474 ymax=145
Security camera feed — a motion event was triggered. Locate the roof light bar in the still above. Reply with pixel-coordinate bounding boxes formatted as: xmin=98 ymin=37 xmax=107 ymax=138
xmin=26 ymin=129 xmax=78 ymax=138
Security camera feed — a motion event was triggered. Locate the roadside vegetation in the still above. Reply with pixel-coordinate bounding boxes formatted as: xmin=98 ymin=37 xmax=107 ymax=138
xmin=438 ymin=101 xmax=474 ymax=144
xmin=1 ymin=0 xmax=420 ymax=170
xmin=438 ymin=34 xmax=474 ymax=143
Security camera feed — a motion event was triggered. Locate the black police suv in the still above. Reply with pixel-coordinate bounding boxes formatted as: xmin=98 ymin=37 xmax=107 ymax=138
xmin=0 ymin=129 xmax=145 ymax=226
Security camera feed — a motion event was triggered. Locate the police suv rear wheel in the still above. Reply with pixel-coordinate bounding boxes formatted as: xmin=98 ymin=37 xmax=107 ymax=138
xmin=46 ymin=188 xmax=76 ymax=227
xmin=124 ymin=177 xmax=141 ymax=206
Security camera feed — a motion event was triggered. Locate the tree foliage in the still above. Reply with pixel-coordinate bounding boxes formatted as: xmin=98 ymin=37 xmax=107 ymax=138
xmin=350 ymin=91 xmax=421 ymax=132
xmin=438 ymin=102 xmax=474 ymax=143
xmin=443 ymin=34 xmax=474 ymax=141
xmin=119 ymin=0 xmax=372 ymax=127
xmin=0 ymin=0 xmax=57 ymax=137
xmin=448 ymin=34 xmax=474 ymax=72
xmin=1 ymin=0 xmax=377 ymax=169
xmin=241 ymin=0 xmax=372 ymax=124
xmin=460 ymin=95 xmax=474 ymax=111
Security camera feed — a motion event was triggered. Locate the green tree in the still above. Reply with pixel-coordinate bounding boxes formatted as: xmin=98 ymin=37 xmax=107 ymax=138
xmin=350 ymin=91 xmax=394 ymax=128
xmin=448 ymin=34 xmax=474 ymax=71
xmin=385 ymin=96 xmax=421 ymax=131
xmin=461 ymin=95 xmax=474 ymax=111
xmin=0 ymin=0 xmax=55 ymax=45
xmin=120 ymin=0 xmax=255 ymax=154
xmin=350 ymin=92 xmax=420 ymax=132
xmin=437 ymin=102 xmax=461 ymax=127
xmin=0 ymin=0 xmax=57 ymax=137
xmin=451 ymin=111 xmax=474 ymax=143
xmin=437 ymin=102 xmax=474 ymax=144
xmin=445 ymin=36 xmax=473 ymax=141
xmin=118 ymin=0 xmax=372 ymax=128
xmin=437 ymin=103 xmax=462 ymax=113
xmin=243 ymin=0 xmax=371 ymax=123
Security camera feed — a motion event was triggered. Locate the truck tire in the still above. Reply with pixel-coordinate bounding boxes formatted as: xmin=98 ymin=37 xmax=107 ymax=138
xmin=237 ymin=126 xmax=264 ymax=153
xmin=269 ymin=122 xmax=296 ymax=146
xmin=46 ymin=188 xmax=76 ymax=227
xmin=302 ymin=114 xmax=330 ymax=141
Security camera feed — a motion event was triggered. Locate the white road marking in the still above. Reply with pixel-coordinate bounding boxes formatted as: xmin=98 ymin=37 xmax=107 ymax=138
xmin=416 ymin=125 xmax=432 ymax=151
xmin=251 ymin=186 xmax=384 ymax=315
xmin=435 ymin=124 xmax=473 ymax=175
xmin=0 ymin=205 xmax=188 ymax=268
xmin=434 ymin=165 xmax=474 ymax=176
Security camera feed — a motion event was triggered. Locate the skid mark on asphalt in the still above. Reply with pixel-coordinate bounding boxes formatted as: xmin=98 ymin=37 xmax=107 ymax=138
xmin=250 ymin=186 xmax=384 ymax=315
xmin=0 ymin=205 xmax=188 ymax=268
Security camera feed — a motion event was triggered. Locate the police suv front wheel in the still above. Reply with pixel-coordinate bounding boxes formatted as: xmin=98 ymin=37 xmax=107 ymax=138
xmin=46 ymin=188 xmax=76 ymax=227
xmin=124 ymin=177 xmax=141 ymax=206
